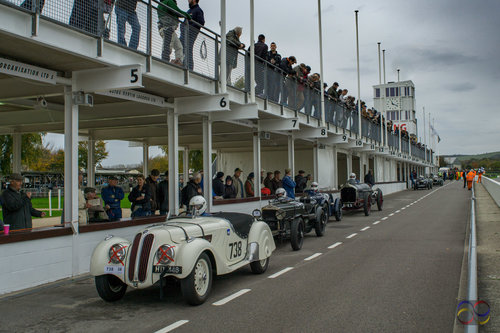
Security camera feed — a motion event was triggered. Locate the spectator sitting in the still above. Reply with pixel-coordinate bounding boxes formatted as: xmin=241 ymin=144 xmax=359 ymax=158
xmin=245 ymin=172 xmax=255 ymax=197
xmin=128 ymin=175 xmax=152 ymax=218
xmin=223 ymin=176 xmax=237 ymax=199
xmin=263 ymin=171 xmax=273 ymax=191
xmin=101 ymin=175 xmax=124 ymax=221
xmin=213 ymin=171 xmax=225 ymax=199
xmin=294 ymin=170 xmax=307 ymax=193
xmin=270 ymin=170 xmax=282 ymax=194
xmin=232 ymin=168 xmax=245 ymax=198
xmin=282 ymin=168 xmax=296 ymax=199
xmin=84 ymin=187 xmax=109 ymax=223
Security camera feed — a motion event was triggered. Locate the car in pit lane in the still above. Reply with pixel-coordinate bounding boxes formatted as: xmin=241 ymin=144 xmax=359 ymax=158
xmin=260 ymin=193 xmax=327 ymax=251
xmin=432 ymin=174 xmax=444 ymax=186
xmin=339 ymin=182 xmax=383 ymax=216
xmin=90 ymin=210 xmax=276 ymax=305
xmin=414 ymin=176 xmax=432 ymax=190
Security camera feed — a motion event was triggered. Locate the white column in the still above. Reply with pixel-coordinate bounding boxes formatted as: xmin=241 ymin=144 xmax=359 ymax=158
xmin=333 ymin=146 xmax=338 ymax=190
xmin=168 ymin=111 xmax=179 ymax=214
xmin=203 ymin=117 xmax=213 ymax=212
xmin=220 ymin=0 xmax=227 ymax=93
xmin=313 ymin=143 xmax=319 ymax=182
xmin=253 ymin=131 xmax=261 ymax=198
xmin=287 ymin=135 xmax=295 ymax=176
xmin=347 ymin=153 xmax=352 ymax=178
xmin=183 ymin=147 xmax=189 ymax=182
xmin=249 ymin=0 xmax=255 ymax=103
xmin=63 ymin=86 xmax=79 ymax=233
xmin=12 ymin=133 xmax=22 ymax=173
xmin=87 ymin=133 xmax=95 ymax=188
xmin=142 ymin=143 xmax=149 ymax=176
xmin=354 ymin=10 xmax=362 ymax=137
xmin=317 ymin=0 xmax=326 ymax=127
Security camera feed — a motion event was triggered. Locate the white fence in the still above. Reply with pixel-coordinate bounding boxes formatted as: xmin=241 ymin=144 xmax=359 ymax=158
xmin=482 ymin=176 xmax=500 ymax=207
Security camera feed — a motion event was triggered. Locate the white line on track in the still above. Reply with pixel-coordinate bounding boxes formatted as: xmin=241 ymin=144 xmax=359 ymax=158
xmin=395 ymin=210 xmax=401 ymax=213
xmin=268 ymin=267 xmax=294 ymax=279
xmin=328 ymin=242 xmax=343 ymax=249
xmin=213 ymin=289 xmax=251 ymax=306
xmin=381 ymin=217 xmax=388 ymax=220
xmin=154 ymin=320 xmax=189 ymax=333
xmin=373 ymin=220 xmax=381 ymax=225
xmin=401 ymin=207 xmax=406 ymax=210
xmin=346 ymin=233 xmax=358 ymax=239
xmin=361 ymin=226 xmax=370 ymax=231
xmin=389 ymin=213 xmax=394 ymax=216
xmin=304 ymin=253 xmax=322 ymax=261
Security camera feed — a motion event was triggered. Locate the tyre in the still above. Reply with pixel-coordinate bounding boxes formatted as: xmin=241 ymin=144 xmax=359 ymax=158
xmin=250 ymin=257 xmax=269 ymax=274
xmin=181 ymin=253 xmax=213 ymax=305
xmin=290 ymin=218 xmax=305 ymax=251
xmin=376 ymin=189 xmax=383 ymax=211
xmin=95 ymin=275 xmax=127 ymax=302
xmin=314 ymin=207 xmax=327 ymax=237
xmin=333 ymin=198 xmax=343 ymax=222
xmin=363 ymin=193 xmax=371 ymax=216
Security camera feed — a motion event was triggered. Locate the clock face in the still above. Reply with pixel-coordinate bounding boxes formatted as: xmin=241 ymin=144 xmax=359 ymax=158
xmin=385 ymin=98 xmax=400 ymax=110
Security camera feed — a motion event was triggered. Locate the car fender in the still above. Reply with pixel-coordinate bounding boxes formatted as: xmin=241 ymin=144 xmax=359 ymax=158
xmin=90 ymin=236 xmax=130 ymax=280
xmin=247 ymin=221 xmax=276 ymax=261
xmin=176 ymin=238 xmax=222 ymax=277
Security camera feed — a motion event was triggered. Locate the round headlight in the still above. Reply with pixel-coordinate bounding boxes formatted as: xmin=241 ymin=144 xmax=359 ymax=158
xmin=252 ymin=209 xmax=262 ymax=218
xmin=275 ymin=209 xmax=286 ymax=220
xmin=108 ymin=243 xmax=127 ymax=264
xmin=156 ymin=244 xmax=175 ymax=265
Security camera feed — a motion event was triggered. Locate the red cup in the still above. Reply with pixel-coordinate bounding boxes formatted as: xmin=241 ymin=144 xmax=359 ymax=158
xmin=3 ymin=224 xmax=10 ymax=235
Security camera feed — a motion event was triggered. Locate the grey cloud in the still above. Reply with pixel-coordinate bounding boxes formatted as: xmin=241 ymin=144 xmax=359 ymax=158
xmin=447 ymin=83 xmax=476 ymax=92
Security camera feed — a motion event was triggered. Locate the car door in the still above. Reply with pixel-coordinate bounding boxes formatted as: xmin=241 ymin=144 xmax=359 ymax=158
xmin=223 ymin=222 xmax=248 ymax=265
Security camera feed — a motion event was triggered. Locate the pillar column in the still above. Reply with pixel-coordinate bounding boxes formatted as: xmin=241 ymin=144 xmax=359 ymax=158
xmin=347 ymin=153 xmax=352 ymax=179
xmin=313 ymin=142 xmax=319 ymax=182
xmin=143 ymin=143 xmax=149 ymax=176
xmin=168 ymin=111 xmax=179 ymax=214
xmin=253 ymin=131 xmax=261 ymax=198
xmin=203 ymin=117 xmax=213 ymax=212
xmin=63 ymin=86 xmax=79 ymax=233
xmin=183 ymin=147 xmax=189 ymax=184
xmin=12 ymin=133 xmax=22 ymax=173
xmin=332 ymin=146 xmax=338 ymax=190
xmin=287 ymin=135 xmax=295 ymax=176
xmin=87 ymin=133 xmax=95 ymax=188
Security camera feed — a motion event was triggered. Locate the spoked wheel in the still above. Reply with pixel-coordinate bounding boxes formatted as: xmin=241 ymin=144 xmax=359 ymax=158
xmin=250 ymin=257 xmax=269 ymax=274
xmin=334 ymin=198 xmax=342 ymax=222
xmin=376 ymin=189 xmax=383 ymax=211
xmin=290 ymin=218 xmax=305 ymax=251
xmin=363 ymin=193 xmax=371 ymax=216
xmin=314 ymin=207 xmax=327 ymax=237
xmin=181 ymin=253 xmax=212 ymax=305
xmin=95 ymin=275 xmax=127 ymax=302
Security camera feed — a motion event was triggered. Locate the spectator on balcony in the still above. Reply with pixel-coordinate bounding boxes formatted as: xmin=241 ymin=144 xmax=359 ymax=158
xmin=253 ymin=34 xmax=268 ymax=97
xmin=213 ymin=171 xmax=225 ymax=198
xmin=294 ymin=63 xmax=309 ymax=111
xmin=226 ymin=27 xmax=245 ymax=84
xmin=1 ymin=173 xmax=45 ymax=231
xmin=116 ymin=0 xmax=141 ymax=50
xmin=20 ymin=0 xmax=45 ymax=12
xmin=180 ymin=0 xmax=205 ymax=70
xmin=128 ymin=175 xmax=152 ymax=218
xmin=279 ymin=56 xmax=297 ymax=106
xmin=282 ymin=168 xmax=296 ymax=199
xmin=78 ymin=171 xmax=90 ymax=224
xmin=327 ymin=82 xmax=339 ymax=101
xmin=307 ymin=73 xmax=321 ymax=118
xmin=263 ymin=171 xmax=273 ymax=192
xmin=158 ymin=171 xmax=169 ymax=215
xmin=146 ymin=169 xmax=160 ymax=215
xmin=294 ymin=170 xmax=307 ymax=194
xmin=339 ymin=89 xmax=348 ymax=103
xmin=69 ymin=0 xmax=100 ymax=36
xmin=270 ymin=170 xmax=282 ymax=194
xmin=223 ymin=176 xmax=237 ymax=199
xmin=158 ymin=0 xmax=191 ymax=65
xmin=101 ymin=176 xmax=124 ymax=221
xmin=245 ymin=172 xmax=255 ymax=197
xmin=267 ymin=42 xmax=282 ymax=102
xmin=232 ymin=168 xmax=245 ymax=198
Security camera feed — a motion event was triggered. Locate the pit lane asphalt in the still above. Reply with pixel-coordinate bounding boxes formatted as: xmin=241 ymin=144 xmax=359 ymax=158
xmin=0 ymin=181 xmax=470 ymax=333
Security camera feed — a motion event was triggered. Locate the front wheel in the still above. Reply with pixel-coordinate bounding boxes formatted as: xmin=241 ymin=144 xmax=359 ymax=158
xmin=95 ymin=275 xmax=127 ymax=302
xmin=181 ymin=253 xmax=213 ymax=305
xmin=250 ymin=257 xmax=269 ymax=274
xmin=376 ymin=189 xmax=383 ymax=211
xmin=314 ymin=207 xmax=327 ymax=237
xmin=290 ymin=218 xmax=305 ymax=251
xmin=333 ymin=198 xmax=343 ymax=222
xmin=363 ymin=193 xmax=371 ymax=216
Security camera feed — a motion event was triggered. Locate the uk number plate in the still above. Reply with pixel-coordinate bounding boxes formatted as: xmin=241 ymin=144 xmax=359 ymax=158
xmin=153 ymin=265 xmax=182 ymax=274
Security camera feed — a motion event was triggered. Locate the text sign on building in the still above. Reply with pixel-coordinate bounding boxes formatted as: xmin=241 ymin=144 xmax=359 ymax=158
xmin=0 ymin=57 xmax=56 ymax=84
xmin=73 ymin=64 xmax=143 ymax=92
xmin=97 ymin=89 xmax=167 ymax=107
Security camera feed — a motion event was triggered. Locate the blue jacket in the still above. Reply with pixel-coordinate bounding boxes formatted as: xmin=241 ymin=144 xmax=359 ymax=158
xmin=101 ymin=185 xmax=124 ymax=209
xmin=282 ymin=175 xmax=296 ymax=199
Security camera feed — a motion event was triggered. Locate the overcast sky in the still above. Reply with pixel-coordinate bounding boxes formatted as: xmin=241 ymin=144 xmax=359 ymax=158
xmin=46 ymin=0 xmax=500 ymax=166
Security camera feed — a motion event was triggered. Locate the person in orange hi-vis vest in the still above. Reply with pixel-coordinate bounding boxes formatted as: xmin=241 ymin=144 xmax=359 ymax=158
xmin=477 ymin=170 xmax=483 ymax=183
xmin=466 ymin=170 xmax=475 ymax=190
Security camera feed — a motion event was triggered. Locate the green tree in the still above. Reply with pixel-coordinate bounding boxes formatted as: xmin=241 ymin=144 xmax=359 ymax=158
xmin=78 ymin=140 xmax=109 ymax=169
xmin=0 ymin=133 xmax=45 ymax=174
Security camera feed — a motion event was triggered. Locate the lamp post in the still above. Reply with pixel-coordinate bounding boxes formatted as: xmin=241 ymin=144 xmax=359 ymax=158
xmin=318 ymin=0 xmax=326 ymax=127
xmin=355 ymin=10 xmax=361 ymax=138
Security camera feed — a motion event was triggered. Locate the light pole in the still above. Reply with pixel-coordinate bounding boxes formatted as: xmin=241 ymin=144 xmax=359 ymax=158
xmin=355 ymin=10 xmax=361 ymax=138
xmin=318 ymin=0 xmax=326 ymax=127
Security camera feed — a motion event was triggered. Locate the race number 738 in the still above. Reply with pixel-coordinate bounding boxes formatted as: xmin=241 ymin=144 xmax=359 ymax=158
xmin=229 ymin=241 xmax=242 ymax=259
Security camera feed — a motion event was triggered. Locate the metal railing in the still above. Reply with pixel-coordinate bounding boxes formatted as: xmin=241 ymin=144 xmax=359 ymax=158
xmin=465 ymin=184 xmax=478 ymax=333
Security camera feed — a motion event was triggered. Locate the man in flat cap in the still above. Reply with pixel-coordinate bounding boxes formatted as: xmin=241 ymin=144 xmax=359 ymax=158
xmin=101 ymin=176 xmax=124 ymax=221
xmin=1 ymin=173 xmax=45 ymax=231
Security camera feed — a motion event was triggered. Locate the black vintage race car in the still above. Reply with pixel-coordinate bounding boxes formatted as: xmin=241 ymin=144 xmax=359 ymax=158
xmin=261 ymin=196 xmax=326 ymax=251
xmin=339 ymin=182 xmax=383 ymax=216
xmin=414 ymin=176 xmax=432 ymax=190
xmin=432 ymin=174 xmax=444 ymax=186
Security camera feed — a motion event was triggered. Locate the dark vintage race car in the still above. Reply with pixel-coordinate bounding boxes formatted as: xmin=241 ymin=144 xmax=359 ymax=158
xmin=340 ymin=182 xmax=383 ymax=216
xmin=414 ymin=176 xmax=432 ymax=190
xmin=432 ymin=175 xmax=444 ymax=186
xmin=261 ymin=196 xmax=327 ymax=251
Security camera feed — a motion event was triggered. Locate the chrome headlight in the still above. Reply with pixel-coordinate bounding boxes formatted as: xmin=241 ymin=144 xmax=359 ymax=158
xmin=275 ymin=209 xmax=286 ymax=220
xmin=156 ymin=244 xmax=175 ymax=265
xmin=108 ymin=243 xmax=127 ymax=264
xmin=252 ymin=209 xmax=262 ymax=218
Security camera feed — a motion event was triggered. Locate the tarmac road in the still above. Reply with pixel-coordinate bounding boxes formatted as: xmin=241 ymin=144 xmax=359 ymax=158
xmin=0 ymin=181 xmax=470 ymax=333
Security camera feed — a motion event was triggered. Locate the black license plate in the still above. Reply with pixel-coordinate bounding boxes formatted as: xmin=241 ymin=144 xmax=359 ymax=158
xmin=153 ymin=265 xmax=182 ymax=274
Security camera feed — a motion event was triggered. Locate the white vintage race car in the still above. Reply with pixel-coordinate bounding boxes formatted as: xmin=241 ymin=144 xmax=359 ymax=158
xmin=90 ymin=211 xmax=276 ymax=305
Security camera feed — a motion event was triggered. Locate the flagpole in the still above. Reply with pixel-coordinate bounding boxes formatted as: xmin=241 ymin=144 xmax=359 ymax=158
xmin=355 ymin=10 xmax=361 ymax=138
xmin=318 ymin=0 xmax=326 ymax=127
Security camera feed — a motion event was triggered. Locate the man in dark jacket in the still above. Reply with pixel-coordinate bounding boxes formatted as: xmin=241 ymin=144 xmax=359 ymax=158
xmin=146 ymin=169 xmax=160 ymax=215
xmin=270 ymin=170 xmax=282 ymax=195
xmin=253 ymin=34 xmax=268 ymax=96
xmin=158 ymin=171 xmax=169 ymax=215
xmin=180 ymin=0 xmax=205 ymax=70
xmin=101 ymin=176 xmax=124 ymax=221
xmin=294 ymin=170 xmax=307 ymax=193
xmin=181 ymin=172 xmax=202 ymax=207
xmin=213 ymin=171 xmax=225 ymax=198
xmin=1 ymin=173 xmax=45 ymax=231
xmin=279 ymin=56 xmax=297 ymax=106
xmin=364 ymin=170 xmax=375 ymax=187
xmin=267 ymin=42 xmax=282 ymax=102
xmin=116 ymin=0 xmax=141 ymax=49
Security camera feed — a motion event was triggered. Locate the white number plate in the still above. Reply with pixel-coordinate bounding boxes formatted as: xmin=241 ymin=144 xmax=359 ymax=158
xmin=104 ymin=265 xmax=124 ymax=274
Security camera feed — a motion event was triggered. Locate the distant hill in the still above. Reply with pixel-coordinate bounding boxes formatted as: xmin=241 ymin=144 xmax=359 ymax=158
xmin=442 ymin=151 xmax=500 ymax=169
xmin=444 ymin=151 xmax=500 ymax=162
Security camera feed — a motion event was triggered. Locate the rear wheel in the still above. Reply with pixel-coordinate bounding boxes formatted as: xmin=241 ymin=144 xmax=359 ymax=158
xmin=95 ymin=275 xmax=127 ymax=302
xmin=290 ymin=218 xmax=305 ymax=251
xmin=250 ymin=257 xmax=269 ymax=274
xmin=181 ymin=253 xmax=212 ymax=305
xmin=334 ymin=198 xmax=343 ymax=222
xmin=376 ymin=189 xmax=383 ymax=211
xmin=363 ymin=193 xmax=371 ymax=216
xmin=314 ymin=207 xmax=327 ymax=237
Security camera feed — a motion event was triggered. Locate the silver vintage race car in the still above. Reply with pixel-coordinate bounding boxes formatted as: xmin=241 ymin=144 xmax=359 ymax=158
xmin=90 ymin=197 xmax=276 ymax=305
